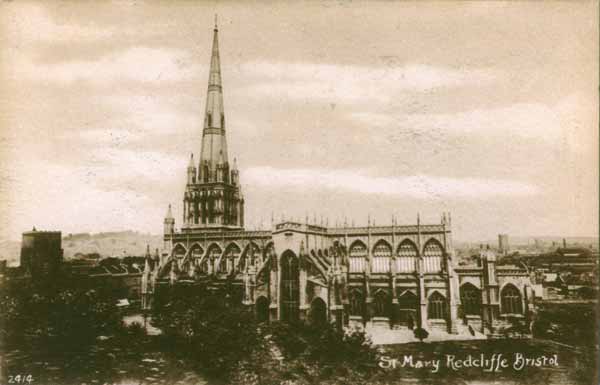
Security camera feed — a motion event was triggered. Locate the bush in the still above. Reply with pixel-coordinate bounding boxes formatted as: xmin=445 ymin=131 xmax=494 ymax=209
xmin=0 ymin=279 xmax=123 ymax=349
xmin=240 ymin=321 xmax=379 ymax=385
xmin=153 ymin=284 xmax=380 ymax=384
xmin=414 ymin=327 xmax=429 ymax=342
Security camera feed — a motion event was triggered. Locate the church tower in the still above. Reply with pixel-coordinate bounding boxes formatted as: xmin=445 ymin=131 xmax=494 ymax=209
xmin=181 ymin=20 xmax=244 ymax=230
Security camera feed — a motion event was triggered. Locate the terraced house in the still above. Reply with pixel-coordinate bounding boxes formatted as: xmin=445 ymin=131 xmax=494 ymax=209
xmin=141 ymin=22 xmax=535 ymax=339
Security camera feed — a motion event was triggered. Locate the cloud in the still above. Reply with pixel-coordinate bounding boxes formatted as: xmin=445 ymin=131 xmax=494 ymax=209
xmin=3 ymin=161 xmax=165 ymax=239
xmin=349 ymin=93 xmax=598 ymax=149
xmin=8 ymin=47 xmax=201 ymax=85
xmin=2 ymin=3 xmax=117 ymax=43
xmin=76 ymin=93 xmax=200 ymax=145
xmin=88 ymin=148 xmax=186 ymax=184
xmin=243 ymin=166 xmax=538 ymax=199
xmin=237 ymin=61 xmax=497 ymax=104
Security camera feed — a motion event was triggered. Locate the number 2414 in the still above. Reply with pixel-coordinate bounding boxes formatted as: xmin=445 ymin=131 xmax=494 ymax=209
xmin=8 ymin=374 xmax=34 ymax=384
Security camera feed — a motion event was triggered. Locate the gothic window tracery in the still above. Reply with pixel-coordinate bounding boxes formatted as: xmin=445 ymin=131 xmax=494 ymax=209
xmin=280 ymin=251 xmax=299 ymax=323
xmin=500 ymin=284 xmax=523 ymax=314
xmin=397 ymin=240 xmax=418 ymax=272
xmin=428 ymin=291 xmax=447 ymax=320
xmin=348 ymin=241 xmax=367 ymax=273
xmin=460 ymin=283 xmax=482 ymax=316
xmin=423 ymin=239 xmax=444 ymax=273
xmin=372 ymin=240 xmax=392 ymax=273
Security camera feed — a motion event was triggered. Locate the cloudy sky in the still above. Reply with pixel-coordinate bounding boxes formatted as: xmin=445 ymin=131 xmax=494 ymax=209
xmin=1 ymin=1 xmax=598 ymax=242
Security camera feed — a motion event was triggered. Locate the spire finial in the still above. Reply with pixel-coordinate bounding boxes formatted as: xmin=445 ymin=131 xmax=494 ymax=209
xmin=214 ymin=14 xmax=218 ymax=31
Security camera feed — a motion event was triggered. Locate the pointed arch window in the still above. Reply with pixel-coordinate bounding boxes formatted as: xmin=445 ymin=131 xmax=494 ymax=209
xmin=423 ymin=240 xmax=444 ymax=273
xmin=460 ymin=283 xmax=482 ymax=316
xmin=372 ymin=241 xmax=392 ymax=273
xmin=428 ymin=292 xmax=447 ymax=320
xmin=397 ymin=240 xmax=418 ymax=272
xmin=280 ymin=252 xmax=300 ymax=323
xmin=207 ymin=112 xmax=212 ymax=127
xmin=398 ymin=290 xmax=418 ymax=311
xmin=348 ymin=241 xmax=367 ymax=273
xmin=501 ymin=285 xmax=523 ymax=314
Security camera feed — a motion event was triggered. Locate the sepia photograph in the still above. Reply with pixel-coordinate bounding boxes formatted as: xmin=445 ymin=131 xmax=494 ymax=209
xmin=0 ymin=1 xmax=598 ymax=385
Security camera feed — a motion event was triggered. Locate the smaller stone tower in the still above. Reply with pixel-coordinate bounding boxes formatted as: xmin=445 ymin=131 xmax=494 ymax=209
xmin=164 ymin=204 xmax=175 ymax=235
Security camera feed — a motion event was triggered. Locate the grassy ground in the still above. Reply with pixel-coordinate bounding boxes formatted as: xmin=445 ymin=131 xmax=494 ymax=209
xmin=2 ymin=337 xmax=209 ymax=385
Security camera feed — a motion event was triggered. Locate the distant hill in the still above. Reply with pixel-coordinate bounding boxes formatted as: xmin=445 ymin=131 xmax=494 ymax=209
xmin=0 ymin=231 xmax=163 ymax=266
xmin=62 ymin=231 xmax=163 ymax=260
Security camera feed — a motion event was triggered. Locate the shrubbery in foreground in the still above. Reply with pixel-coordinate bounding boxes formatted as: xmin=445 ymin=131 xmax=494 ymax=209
xmin=152 ymin=285 xmax=380 ymax=385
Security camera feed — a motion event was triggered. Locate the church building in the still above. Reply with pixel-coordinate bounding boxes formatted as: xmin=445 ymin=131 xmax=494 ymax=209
xmin=141 ymin=22 xmax=535 ymax=339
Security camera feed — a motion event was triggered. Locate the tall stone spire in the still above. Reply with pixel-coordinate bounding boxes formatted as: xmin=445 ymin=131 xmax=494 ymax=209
xmin=181 ymin=20 xmax=244 ymax=230
xmin=200 ymin=17 xmax=228 ymax=173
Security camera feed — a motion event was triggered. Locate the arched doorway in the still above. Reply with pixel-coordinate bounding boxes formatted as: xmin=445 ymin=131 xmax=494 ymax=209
xmin=310 ymin=297 xmax=327 ymax=325
xmin=397 ymin=290 xmax=418 ymax=329
xmin=256 ymin=296 xmax=270 ymax=323
xmin=374 ymin=290 xmax=391 ymax=317
xmin=280 ymin=251 xmax=300 ymax=323
xmin=349 ymin=290 xmax=365 ymax=319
